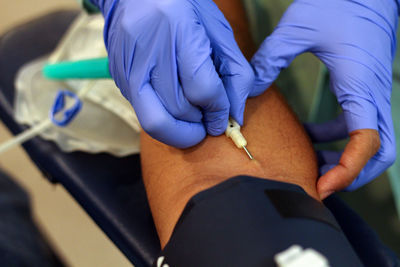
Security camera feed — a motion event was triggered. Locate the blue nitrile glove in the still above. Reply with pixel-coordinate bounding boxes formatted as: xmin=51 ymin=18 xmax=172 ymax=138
xmin=251 ymin=0 xmax=398 ymax=198
xmin=90 ymin=0 xmax=254 ymax=148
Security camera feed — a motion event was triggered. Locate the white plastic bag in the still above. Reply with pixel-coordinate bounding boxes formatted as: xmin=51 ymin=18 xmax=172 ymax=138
xmin=14 ymin=13 xmax=141 ymax=156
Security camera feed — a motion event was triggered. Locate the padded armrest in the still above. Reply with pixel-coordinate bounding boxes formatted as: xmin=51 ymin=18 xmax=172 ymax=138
xmin=0 ymin=10 xmax=160 ymax=267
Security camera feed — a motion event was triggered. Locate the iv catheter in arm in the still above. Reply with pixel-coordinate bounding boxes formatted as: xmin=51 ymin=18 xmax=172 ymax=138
xmin=225 ymin=117 xmax=253 ymax=160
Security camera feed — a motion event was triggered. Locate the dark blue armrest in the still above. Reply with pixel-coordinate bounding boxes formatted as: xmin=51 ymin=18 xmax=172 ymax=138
xmin=0 ymin=11 xmax=160 ymax=267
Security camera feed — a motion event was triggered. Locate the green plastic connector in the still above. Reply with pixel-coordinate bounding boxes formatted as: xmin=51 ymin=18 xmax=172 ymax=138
xmin=43 ymin=57 xmax=111 ymax=80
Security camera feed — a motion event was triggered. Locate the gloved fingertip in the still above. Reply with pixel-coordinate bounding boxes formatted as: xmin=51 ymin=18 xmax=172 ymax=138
xmin=204 ymin=116 xmax=229 ymax=136
xmin=236 ymin=115 xmax=244 ymax=126
xmin=230 ymin=105 xmax=245 ymax=126
xmin=168 ymin=123 xmax=207 ymax=149
xmin=248 ymin=81 xmax=271 ymax=98
xmin=206 ymin=123 xmax=227 ymax=136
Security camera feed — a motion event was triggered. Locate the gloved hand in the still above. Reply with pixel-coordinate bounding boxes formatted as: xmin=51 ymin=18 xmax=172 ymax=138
xmin=251 ymin=0 xmax=398 ymax=198
xmin=90 ymin=0 xmax=254 ymax=148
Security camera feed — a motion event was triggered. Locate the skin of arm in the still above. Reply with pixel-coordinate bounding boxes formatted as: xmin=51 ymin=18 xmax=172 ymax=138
xmin=140 ymin=0 xmax=319 ymax=248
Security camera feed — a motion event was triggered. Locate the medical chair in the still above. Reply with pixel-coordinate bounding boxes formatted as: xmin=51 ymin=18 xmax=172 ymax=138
xmin=0 ymin=10 xmax=398 ymax=267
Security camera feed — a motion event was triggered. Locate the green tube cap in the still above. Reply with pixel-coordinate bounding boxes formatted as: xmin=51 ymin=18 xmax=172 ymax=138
xmin=43 ymin=57 xmax=111 ymax=80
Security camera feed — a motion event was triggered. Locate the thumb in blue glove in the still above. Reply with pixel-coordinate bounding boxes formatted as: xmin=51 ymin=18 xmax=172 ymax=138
xmin=304 ymin=114 xmax=392 ymax=199
xmin=251 ymin=0 xmax=398 ymax=198
xmin=91 ymin=0 xmax=254 ymax=148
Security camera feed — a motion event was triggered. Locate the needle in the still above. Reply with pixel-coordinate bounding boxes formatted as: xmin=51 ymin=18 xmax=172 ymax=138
xmin=243 ymin=146 xmax=254 ymax=160
xmin=225 ymin=117 xmax=254 ymax=160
